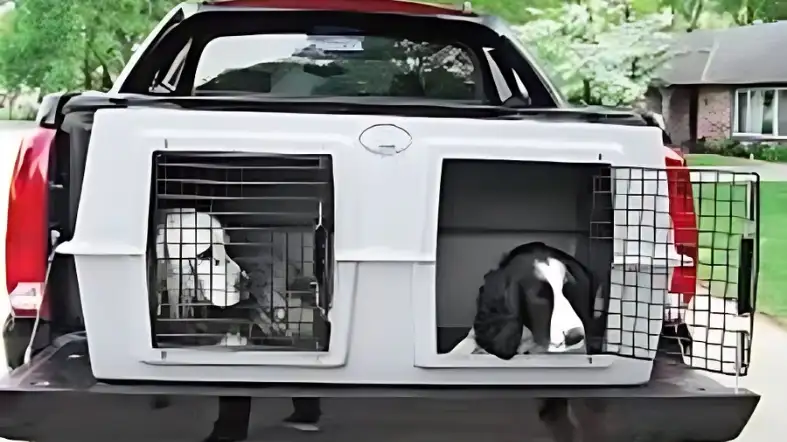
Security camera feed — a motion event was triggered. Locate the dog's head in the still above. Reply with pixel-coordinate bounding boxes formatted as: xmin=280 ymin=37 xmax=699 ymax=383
xmin=525 ymin=257 xmax=586 ymax=353
xmin=473 ymin=243 xmax=597 ymax=358
xmin=156 ymin=208 xmax=245 ymax=308
xmin=473 ymin=255 xmax=588 ymax=358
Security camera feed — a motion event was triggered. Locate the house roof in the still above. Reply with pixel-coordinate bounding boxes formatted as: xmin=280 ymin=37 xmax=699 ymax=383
xmin=657 ymin=21 xmax=787 ymax=86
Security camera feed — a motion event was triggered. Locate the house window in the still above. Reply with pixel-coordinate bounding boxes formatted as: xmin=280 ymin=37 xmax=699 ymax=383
xmin=734 ymin=88 xmax=787 ymax=137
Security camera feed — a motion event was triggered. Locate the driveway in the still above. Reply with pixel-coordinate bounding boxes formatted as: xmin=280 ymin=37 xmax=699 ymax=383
xmin=707 ymin=312 xmax=787 ymax=441
xmin=0 ymin=124 xmax=782 ymax=441
xmin=692 ymin=163 xmax=787 ymax=182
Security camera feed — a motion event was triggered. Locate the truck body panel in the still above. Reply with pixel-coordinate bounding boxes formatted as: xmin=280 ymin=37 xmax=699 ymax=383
xmin=0 ymin=335 xmax=760 ymax=442
xmin=0 ymin=0 xmax=762 ymax=439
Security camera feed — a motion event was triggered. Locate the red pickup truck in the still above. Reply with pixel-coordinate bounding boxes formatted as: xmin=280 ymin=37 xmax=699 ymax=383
xmin=0 ymin=1 xmax=758 ymax=441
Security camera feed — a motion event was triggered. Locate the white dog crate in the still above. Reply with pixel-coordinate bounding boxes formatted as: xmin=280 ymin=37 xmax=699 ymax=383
xmin=68 ymin=109 xmax=689 ymax=385
xmin=419 ymin=160 xmax=680 ymax=384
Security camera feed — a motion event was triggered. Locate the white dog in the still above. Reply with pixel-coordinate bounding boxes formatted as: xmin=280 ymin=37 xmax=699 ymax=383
xmin=155 ymin=208 xmax=244 ymax=319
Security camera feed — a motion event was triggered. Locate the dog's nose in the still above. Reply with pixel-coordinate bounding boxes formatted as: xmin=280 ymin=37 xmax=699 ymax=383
xmin=564 ymin=327 xmax=585 ymax=347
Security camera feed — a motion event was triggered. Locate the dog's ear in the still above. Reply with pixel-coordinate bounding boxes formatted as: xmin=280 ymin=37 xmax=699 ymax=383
xmin=473 ymin=269 xmax=524 ymax=360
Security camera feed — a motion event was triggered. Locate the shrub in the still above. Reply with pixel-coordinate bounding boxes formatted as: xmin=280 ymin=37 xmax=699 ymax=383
xmin=694 ymin=139 xmax=787 ymax=162
xmin=752 ymin=143 xmax=787 ymax=163
xmin=696 ymin=138 xmax=746 ymax=157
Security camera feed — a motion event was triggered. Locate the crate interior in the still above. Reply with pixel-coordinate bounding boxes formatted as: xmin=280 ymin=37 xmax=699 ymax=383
xmin=435 ymin=159 xmax=614 ymax=354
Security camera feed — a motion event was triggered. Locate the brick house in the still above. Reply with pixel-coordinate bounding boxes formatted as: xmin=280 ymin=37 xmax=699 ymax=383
xmin=648 ymin=21 xmax=787 ymax=149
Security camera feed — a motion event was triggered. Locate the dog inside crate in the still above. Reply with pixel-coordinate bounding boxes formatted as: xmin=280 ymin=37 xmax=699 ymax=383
xmin=447 ymin=241 xmax=603 ymax=358
xmin=149 ymin=152 xmax=332 ymax=351
xmin=435 ymin=160 xmax=614 ymax=358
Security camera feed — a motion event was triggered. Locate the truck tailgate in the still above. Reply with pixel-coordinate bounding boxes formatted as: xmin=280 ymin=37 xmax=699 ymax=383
xmin=0 ymin=335 xmax=759 ymax=442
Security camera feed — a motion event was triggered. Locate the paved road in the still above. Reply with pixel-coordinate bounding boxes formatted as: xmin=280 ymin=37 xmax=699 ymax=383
xmin=708 ymin=313 xmax=787 ymax=441
xmin=0 ymin=122 xmax=781 ymax=441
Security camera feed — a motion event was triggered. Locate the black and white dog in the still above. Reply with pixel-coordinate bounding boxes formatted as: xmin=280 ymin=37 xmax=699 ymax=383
xmin=449 ymin=242 xmax=602 ymax=359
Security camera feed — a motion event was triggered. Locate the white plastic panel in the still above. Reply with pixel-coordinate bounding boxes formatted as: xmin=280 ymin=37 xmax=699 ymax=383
xmin=65 ymin=107 xmax=674 ymax=385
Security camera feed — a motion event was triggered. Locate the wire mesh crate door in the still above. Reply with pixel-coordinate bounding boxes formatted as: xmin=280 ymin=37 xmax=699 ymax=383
xmin=591 ymin=166 xmax=759 ymax=376
xmin=679 ymin=168 xmax=758 ymax=376
xmin=149 ymin=152 xmax=334 ymax=352
xmin=591 ymin=167 xmax=675 ymax=361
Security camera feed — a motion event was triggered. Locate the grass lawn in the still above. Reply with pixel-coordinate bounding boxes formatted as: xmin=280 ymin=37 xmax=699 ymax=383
xmin=685 ymin=154 xmax=758 ymax=167
xmin=694 ymin=181 xmax=787 ymax=317
xmin=755 ymin=182 xmax=787 ymax=316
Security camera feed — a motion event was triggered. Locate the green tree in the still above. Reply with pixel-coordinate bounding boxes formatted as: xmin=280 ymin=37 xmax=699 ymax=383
xmin=76 ymin=0 xmax=178 ymax=89
xmin=712 ymin=0 xmax=787 ymax=24
xmin=432 ymin=0 xmax=566 ymax=22
xmin=516 ymin=0 xmax=674 ymax=106
xmin=0 ymin=0 xmax=178 ymax=94
xmin=0 ymin=0 xmax=81 ymax=93
xmin=661 ymin=0 xmax=706 ymax=30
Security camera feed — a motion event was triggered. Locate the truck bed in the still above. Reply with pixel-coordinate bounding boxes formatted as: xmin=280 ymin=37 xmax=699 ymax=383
xmin=0 ymin=334 xmax=759 ymax=442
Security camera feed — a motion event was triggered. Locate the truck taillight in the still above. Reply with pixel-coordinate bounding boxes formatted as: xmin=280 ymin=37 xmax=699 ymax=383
xmin=5 ymin=128 xmax=55 ymax=319
xmin=665 ymin=147 xmax=699 ymax=306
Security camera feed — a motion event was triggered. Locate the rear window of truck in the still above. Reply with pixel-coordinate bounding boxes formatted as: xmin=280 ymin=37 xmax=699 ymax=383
xmin=193 ymin=34 xmax=483 ymax=101
xmin=125 ymin=10 xmax=559 ymax=107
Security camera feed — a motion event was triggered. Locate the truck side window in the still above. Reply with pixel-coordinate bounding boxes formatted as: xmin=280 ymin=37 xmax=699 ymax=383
xmin=485 ymin=48 xmax=512 ymax=102
xmin=149 ymin=40 xmax=192 ymax=93
xmin=484 ymin=47 xmax=530 ymax=106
